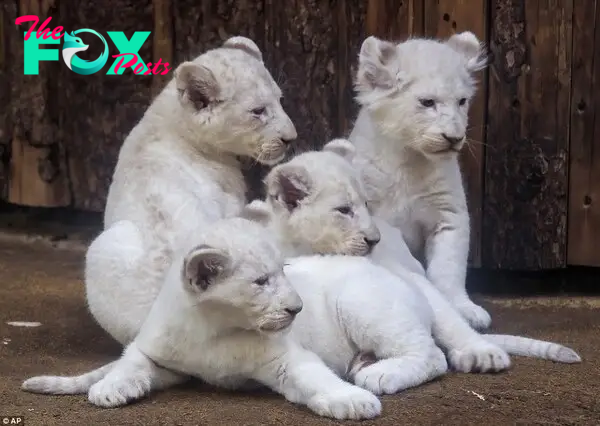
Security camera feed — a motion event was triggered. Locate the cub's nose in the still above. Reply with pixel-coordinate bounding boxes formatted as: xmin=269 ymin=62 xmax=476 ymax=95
xmin=285 ymin=305 xmax=303 ymax=316
xmin=442 ymin=133 xmax=465 ymax=146
xmin=364 ymin=236 xmax=381 ymax=252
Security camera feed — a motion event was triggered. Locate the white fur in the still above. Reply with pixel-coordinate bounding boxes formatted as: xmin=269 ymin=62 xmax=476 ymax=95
xmin=349 ymin=33 xmax=492 ymax=329
xmin=29 ymin=218 xmax=381 ymax=420
xmin=22 ymin=141 xmax=580 ymax=404
xmin=85 ymin=36 xmax=297 ymax=345
xmin=246 ymin=141 xmax=580 ymax=377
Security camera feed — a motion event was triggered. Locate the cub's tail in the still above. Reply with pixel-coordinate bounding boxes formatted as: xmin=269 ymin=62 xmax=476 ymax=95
xmin=21 ymin=361 xmax=115 ymax=395
xmin=484 ymin=334 xmax=581 ymax=364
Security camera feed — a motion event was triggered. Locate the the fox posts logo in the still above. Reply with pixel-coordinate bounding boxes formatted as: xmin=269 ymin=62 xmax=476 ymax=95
xmin=16 ymin=15 xmax=172 ymax=76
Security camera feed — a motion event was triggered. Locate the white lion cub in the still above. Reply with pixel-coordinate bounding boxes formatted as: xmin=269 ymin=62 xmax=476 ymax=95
xmin=26 ymin=217 xmax=381 ymax=420
xmin=244 ymin=140 xmax=580 ymax=382
xmin=348 ymin=32 xmax=492 ymax=330
xmin=85 ymin=36 xmax=296 ymax=345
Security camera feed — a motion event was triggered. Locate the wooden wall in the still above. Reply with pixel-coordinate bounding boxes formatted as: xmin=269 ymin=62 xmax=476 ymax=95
xmin=0 ymin=0 xmax=599 ymax=271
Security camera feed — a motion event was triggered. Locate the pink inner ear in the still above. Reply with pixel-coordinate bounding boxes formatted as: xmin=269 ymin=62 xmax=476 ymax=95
xmin=279 ymin=174 xmax=308 ymax=210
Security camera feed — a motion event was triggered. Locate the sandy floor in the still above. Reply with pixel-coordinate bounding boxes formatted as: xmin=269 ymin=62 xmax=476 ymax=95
xmin=0 ymin=240 xmax=598 ymax=425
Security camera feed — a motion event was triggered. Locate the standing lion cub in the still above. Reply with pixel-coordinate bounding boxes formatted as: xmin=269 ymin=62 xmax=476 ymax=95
xmin=85 ymin=36 xmax=296 ymax=345
xmin=349 ymin=32 xmax=492 ymax=329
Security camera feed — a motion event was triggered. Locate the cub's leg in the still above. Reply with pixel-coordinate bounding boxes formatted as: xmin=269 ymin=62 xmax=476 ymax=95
xmin=425 ymin=222 xmax=491 ymax=330
xmin=87 ymin=342 xmax=187 ymax=408
xmin=343 ymin=300 xmax=447 ymax=395
xmin=85 ymin=220 xmax=165 ymax=345
xmin=407 ymin=271 xmax=511 ymax=373
xmin=253 ymin=342 xmax=381 ymax=420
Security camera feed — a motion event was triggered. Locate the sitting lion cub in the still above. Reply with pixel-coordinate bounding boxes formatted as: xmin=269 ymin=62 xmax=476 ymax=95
xmin=27 ymin=217 xmax=382 ymax=420
xmin=85 ymin=35 xmax=296 ymax=345
xmin=348 ymin=32 xmax=494 ymax=330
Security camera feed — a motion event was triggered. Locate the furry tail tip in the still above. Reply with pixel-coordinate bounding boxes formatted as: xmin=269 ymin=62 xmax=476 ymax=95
xmin=555 ymin=347 xmax=582 ymax=364
xmin=21 ymin=375 xmax=86 ymax=395
xmin=21 ymin=361 xmax=115 ymax=395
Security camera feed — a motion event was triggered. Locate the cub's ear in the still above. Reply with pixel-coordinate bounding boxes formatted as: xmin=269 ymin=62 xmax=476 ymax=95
xmin=265 ymin=164 xmax=312 ymax=212
xmin=322 ymin=138 xmax=356 ymax=163
xmin=182 ymin=245 xmax=230 ymax=292
xmin=223 ymin=36 xmax=263 ymax=62
xmin=175 ymin=61 xmax=221 ymax=110
xmin=355 ymin=36 xmax=399 ymax=93
xmin=240 ymin=200 xmax=273 ymax=226
xmin=446 ymin=31 xmax=488 ymax=72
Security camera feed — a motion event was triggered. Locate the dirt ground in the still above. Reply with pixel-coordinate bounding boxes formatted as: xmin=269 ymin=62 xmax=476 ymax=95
xmin=0 ymin=240 xmax=598 ymax=426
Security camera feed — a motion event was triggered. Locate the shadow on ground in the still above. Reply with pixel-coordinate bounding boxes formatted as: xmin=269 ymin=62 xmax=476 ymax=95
xmin=0 ymin=240 xmax=598 ymax=425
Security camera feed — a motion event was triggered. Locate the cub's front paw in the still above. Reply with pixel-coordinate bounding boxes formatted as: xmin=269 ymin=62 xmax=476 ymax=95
xmin=307 ymin=386 xmax=381 ymax=420
xmin=88 ymin=374 xmax=151 ymax=408
xmin=449 ymin=340 xmax=511 ymax=373
xmin=454 ymin=300 xmax=492 ymax=330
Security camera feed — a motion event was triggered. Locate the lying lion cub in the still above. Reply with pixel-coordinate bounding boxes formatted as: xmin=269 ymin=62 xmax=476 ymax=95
xmin=27 ymin=216 xmax=382 ymax=420
xmin=244 ymin=138 xmax=581 ymax=389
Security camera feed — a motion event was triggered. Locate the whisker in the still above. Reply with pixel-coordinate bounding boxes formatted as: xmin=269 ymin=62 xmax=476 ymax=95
xmin=467 ymin=138 xmax=494 ymax=150
xmin=465 ymin=142 xmax=480 ymax=166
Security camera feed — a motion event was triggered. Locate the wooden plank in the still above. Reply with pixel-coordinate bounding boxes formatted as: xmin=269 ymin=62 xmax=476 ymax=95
xmin=152 ymin=0 xmax=174 ymax=96
xmin=337 ymin=0 xmax=367 ymax=137
xmin=366 ymin=0 xmax=424 ymax=40
xmin=0 ymin=1 xmax=17 ymax=201
xmin=422 ymin=0 xmax=488 ymax=267
xmin=483 ymin=0 xmax=573 ymax=269
xmin=263 ymin=0 xmax=339 ymax=153
xmin=8 ymin=0 xmax=71 ymax=207
xmin=60 ymin=0 xmax=154 ymax=211
xmin=567 ymin=0 xmax=600 ymax=266
xmin=173 ymin=0 xmax=265 ymax=63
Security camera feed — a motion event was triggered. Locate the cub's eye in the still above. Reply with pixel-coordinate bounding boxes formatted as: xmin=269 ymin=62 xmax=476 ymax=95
xmin=251 ymin=107 xmax=266 ymax=116
xmin=253 ymin=276 xmax=269 ymax=286
xmin=420 ymin=99 xmax=435 ymax=108
xmin=335 ymin=206 xmax=353 ymax=215
xmin=458 ymin=98 xmax=467 ymax=106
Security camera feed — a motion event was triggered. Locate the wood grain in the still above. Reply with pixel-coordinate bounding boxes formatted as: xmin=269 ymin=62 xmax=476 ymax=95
xmin=172 ymin=0 xmax=265 ymax=63
xmin=0 ymin=1 xmax=17 ymax=201
xmin=423 ymin=0 xmax=488 ymax=267
xmin=484 ymin=0 xmax=572 ymax=269
xmin=337 ymin=0 xmax=367 ymax=137
xmin=8 ymin=0 xmax=70 ymax=207
xmin=152 ymin=0 xmax=174 ymax=96
xmin=567 ymin=0 xmax=600 ymax=266
xmin=264 ymin=0 xmax=339 ymax=153
xmin=366 ymin=0 xmax=424 ymax=40
xmin=59 ymin=0 xmax=154 ymax=211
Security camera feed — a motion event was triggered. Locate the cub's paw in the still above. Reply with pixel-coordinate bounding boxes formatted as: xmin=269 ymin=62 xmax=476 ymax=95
xmin=88 ymin=374 xmax=151 ymax=408
xmin=354 ymin=361 xmax=411 ymax=395
xmin=307 ymin=386 xmax=381 ymax=420
xmin=454 ymin=300 xmax=492 ymax=330
xmin=449 ymin=341 xmax=511 ymax=373
xmin=428 ymin=347 xmax=450 ymax=378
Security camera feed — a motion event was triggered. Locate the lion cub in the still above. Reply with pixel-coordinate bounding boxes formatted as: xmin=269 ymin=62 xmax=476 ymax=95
xmin=25 ymin=217 xmax=381 ymax=420
xmin=243 ymin=139 xmax=580 ymax=387
xmin=348 ymin=32 xmax=493 ymax=329
xmin=85 ymin=36 xmax=297 ymax=345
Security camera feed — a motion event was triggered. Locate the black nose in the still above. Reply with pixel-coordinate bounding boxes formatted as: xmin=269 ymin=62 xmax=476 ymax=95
xmin=285 ymin=305 xmax=303 ymax=316
xmin=281 ymin=137 xmax=296 ymax=145
xmin=442 ymin=133 xmax=464 ymax=146
xmin=364 ymin=237 xmax=380 ymax=249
